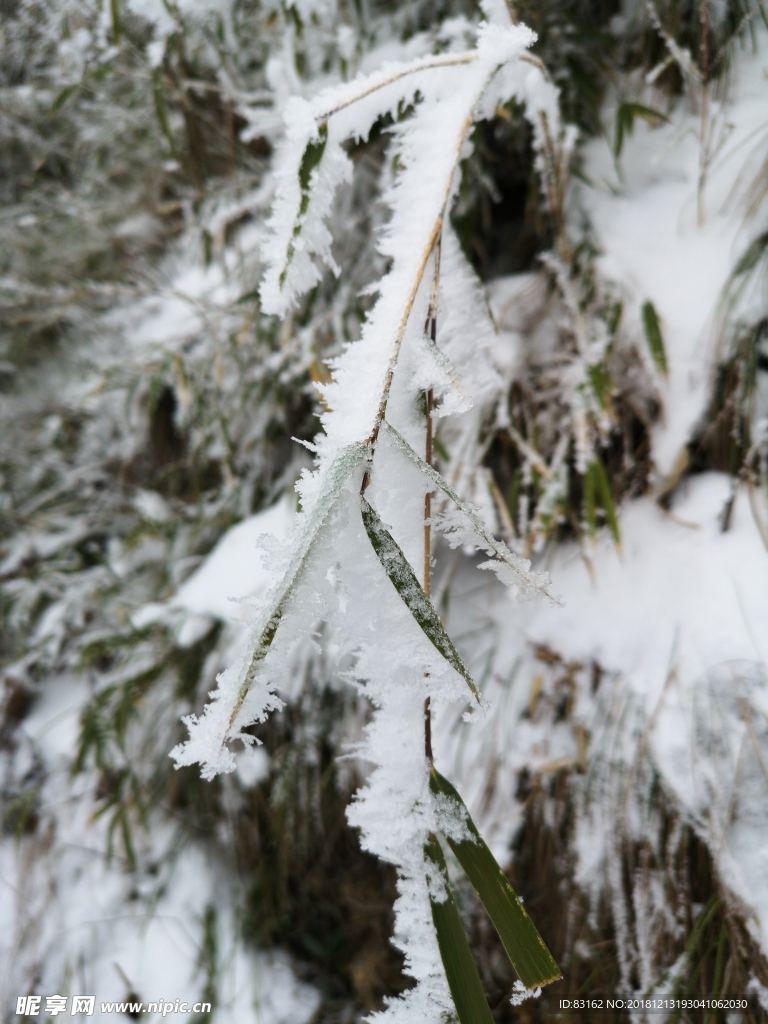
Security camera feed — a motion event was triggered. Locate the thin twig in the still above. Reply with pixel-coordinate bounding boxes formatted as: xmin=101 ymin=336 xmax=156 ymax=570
xmin=423 ymin=234 xmax=442 ymax=765
xmin=317 ymin=52 xmax=478 ymax=124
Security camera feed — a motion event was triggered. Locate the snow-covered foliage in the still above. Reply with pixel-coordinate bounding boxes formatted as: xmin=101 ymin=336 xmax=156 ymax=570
xmin=2 ymin=0 xmax=768 ymax=1020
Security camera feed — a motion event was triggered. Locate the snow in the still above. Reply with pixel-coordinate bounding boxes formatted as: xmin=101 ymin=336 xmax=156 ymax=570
xmin=582 ymin=25 xmax=768 ymax=484
xmin=506 ymin=473 xmax=767 ymax=705
xmin=172 ymin=497 xmax=294 ymax=623
xmin=2 ymin=678 xmax=319 ymax=1024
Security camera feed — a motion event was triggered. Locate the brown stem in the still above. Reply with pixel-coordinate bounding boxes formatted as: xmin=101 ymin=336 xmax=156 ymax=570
xmin=424 ymin=387 xmax=434 ymax=765
xmin=423 ymin=237 xmax=441 ymax=766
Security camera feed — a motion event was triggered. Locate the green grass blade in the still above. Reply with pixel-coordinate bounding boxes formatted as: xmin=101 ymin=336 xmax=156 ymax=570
xmin=361 ymin=496 xmax=479 ymax=699
xmin=430 ymin=770 xmax=561 ymax=989
xmin=425 ymin=834 xmax=496 ymax=1024
xmin=583 ymin=460 xmax=597 ymax=537
xmin=152 ymin=68 xmax=179 ymax=160
xmin=587 ymin=363 xmax=611 ymax=408
xmin=110 ymin=0 xmax=121 ymax=43
xmin=592 ymin=458 xmax=621 ymax=547
xmin=641 ymin=299 xmax=668 ymax=376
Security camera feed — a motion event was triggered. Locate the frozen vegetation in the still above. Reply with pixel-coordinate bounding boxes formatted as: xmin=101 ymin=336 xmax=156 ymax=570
xmin=1 ymin=0 xmax=767 ymax=1022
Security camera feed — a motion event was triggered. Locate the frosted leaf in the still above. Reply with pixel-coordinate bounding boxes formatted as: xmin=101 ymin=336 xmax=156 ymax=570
xmin=384 ymin=422 xmax=556 ymax=602
xmin=361 ymin=495 xmax=479 ymax=700
xmin=171 ymin=442 xmax=366 ymax=778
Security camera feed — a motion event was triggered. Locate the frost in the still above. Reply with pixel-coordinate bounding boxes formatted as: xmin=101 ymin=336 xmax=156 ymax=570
xmin=432 ymin=791 xmax=475 ymax=846
xmin=510 ymin=980 xmax=542 ymax=1005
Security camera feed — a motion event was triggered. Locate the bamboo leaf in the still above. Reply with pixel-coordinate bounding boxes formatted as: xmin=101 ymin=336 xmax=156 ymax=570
xmin=279 ymin=122 xmax=329 ymax=289
xmin=360 ymin=496 xmax=479 ymax=699
xmin=732 ymin=230 xmax=768 ymax=279
xmin=430 ymin=770 xmax=561 ymax=990
xmin=227 ymin=442 xmax=367 ymax=727
xmin=51 ymin=64 xmax=113 ymax=113
xmin=424 ymin=332 xmax=468 ymax=405
xmin=605 ymin=298 xmax=623 ymax=339
xmin=383 ymin=422 xmax=556 ymax=601
xmin=615 ymin=103 xmax=669 ymax=158
xmin=586 ymin=363 xmax=612 ymax=408
xmin=424 ymin=834 xmax=496 ymax=1024
xmin=641 ymin=300 xmax=668 ymax=376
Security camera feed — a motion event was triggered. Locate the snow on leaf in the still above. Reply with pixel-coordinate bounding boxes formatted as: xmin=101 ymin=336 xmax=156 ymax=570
xmin=361 ymin=495 xmax=479 ymax=701
xmin=170 ymin=441 xmax=367 ymax=778
xmin=383 ymin=421 xmax=557 ymax=601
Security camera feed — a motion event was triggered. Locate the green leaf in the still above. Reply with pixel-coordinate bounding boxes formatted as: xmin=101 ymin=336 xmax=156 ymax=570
xmin=587 ymin=363 xmax=612 ymax=408
xmin=228 ymin=442 xmax=367 ymax=728
xmin=152 ymin=68 xmax=178 ymax=160
xmin=110 ymin=0 xmax=121 ymax=43
xmin=360 ymin=496 xmax=479 ymax=699
xmin=51 ymin=64 xmax=113 ymax=113
xmin=641 ymin=299 xmax=668 ymax=376
xmin=605 ymin=298 xmax=623 ymax=339
xmin=732 ymin=230 xmax=768 ymax=279
xmin=424 ymin=834 xmax=496 ymax=1024
xmin=615 ymin=103 xmax=669 ymax=158
xmin=583 ymin=460 xmax=621 ymax=547
xmin=279 ymin=122 xmax=329 ymax=289
xmin=583 ymin=460 xmax=597 ymax=537
xmin=382 ymin=422 xmax=555 ymax=600
xmin=430 ymin=770 xmax=561 ymax=989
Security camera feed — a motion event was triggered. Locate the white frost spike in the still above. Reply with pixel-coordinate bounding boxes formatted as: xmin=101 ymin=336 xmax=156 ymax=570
xmin=383 ymin=422 xmax=557 ymax=602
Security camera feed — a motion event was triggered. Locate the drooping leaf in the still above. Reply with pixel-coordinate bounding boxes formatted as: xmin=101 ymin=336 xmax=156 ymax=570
xmin=279 ymin=122 xmax=329 ymax=288
xmin=732 ymin=229 xmax=768 ymax=280
xmin=615 ymin=102 xmax=669 ymax=158
xmin=641 ymin=299 xmax=668 ymax=376
xmin=383 ymin=422 xmax=556 ymax=600
xmin=360 ymin=496 xmax=479 ymax=699
xmin=227 ymin=442 xmax=367 ymax=728
xmin=51 ymin=64 xmax=113 ymax=113
xmin=430 ymin=770 xmax=561 ymax=990
xmin=424 ymin=834 xmax=496 ymax=1024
